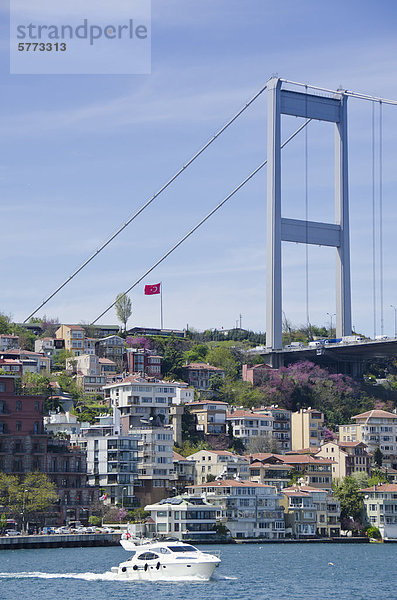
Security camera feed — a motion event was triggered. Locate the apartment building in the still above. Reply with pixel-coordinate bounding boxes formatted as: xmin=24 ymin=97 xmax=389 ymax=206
xmin=316 ymin=441 xmax=371 ymax=479
xmin=56 ymin=325 xmax=86 ymax=356
xmin=182 ymin=362 xmax=225 ymax=391
xmin=0 ymin=334 xmax=19 ymax=351
xmin=248 ymin=455 xmax=293 ymax=490
xmin=125 ymin=347 xmax=162 ymax=376
xmin=291 ymin=408 xmax=325 ymax=451
xmin=253 ymin=407 xmax=292 ymax=451
xmin=360 ymin=483 xmax=397 ymax=539
xmin=173 ymin=451 xmax=196 ymax=492
xmin=187 ymin=449 xmax=250 ymax=484
xmin=186 ymin=479 xmax=285 ymax=539
xmin=188 ymin=400 xmax=228 ymax=435
xmin=226 ymin=409 xmax=273 ymax=447
xmin=339 ymin=410 xmax=397 ymax=468
xmin=144 ymin=495 xmax=219 ymax=541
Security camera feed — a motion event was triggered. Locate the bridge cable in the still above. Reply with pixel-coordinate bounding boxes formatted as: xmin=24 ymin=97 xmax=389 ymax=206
xmin=23 ymin=83 xmax=269 ymax=323
xmin=379 ymin=101 xmax=384 ymax=335
xmin=372 ymin=101 xmax=377 ymax=339
xmin=91 ymin=119 xmax=312 ymax=324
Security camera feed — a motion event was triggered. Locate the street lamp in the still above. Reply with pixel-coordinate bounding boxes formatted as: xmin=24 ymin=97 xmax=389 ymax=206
xmin=22 ymin=489 xmax=28 ymax=534
xmin=121 ymin=487 xmax=127 ymax=509
xmin=390 ymin=305 xmax=397 ymax=338
xmin=326 ymin=313 xmax=336 ymax=336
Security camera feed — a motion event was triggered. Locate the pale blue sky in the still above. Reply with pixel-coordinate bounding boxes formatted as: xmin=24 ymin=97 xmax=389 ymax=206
xmin=1 ymin=0 xmax=397 ymax=336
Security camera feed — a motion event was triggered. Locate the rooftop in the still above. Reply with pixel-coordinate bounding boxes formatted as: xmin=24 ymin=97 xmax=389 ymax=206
xmin=352 ymin=409 xmax=397 ymax=420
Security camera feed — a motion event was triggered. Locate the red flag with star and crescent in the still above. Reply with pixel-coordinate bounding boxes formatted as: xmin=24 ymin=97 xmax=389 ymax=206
xmin=144 ymin=283 xmax=161 ymax=295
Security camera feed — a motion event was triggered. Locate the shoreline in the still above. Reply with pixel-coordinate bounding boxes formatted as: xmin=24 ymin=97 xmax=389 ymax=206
xmin=1 ymin=533 xmax=392 ymax=550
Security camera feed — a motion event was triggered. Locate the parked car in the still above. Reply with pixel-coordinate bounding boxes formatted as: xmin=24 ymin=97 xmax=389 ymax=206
xmin=5 ymin=529 xmax=22 ymax=536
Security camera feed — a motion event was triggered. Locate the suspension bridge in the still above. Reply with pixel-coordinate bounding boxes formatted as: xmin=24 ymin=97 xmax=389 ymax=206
xmin=22 ymin=77 xmax=397 ymax=352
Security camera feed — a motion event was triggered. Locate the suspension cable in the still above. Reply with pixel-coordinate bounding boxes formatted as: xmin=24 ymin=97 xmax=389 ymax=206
xmin=23 ymin=83 xmax=269 ymax=323
xmin=379 ymin=101 xmax=384 ymax=335
xmin=372 ymin=102 xmax=377 ymax=339
xmin=91 ymin=119 xmax=311 ymax=324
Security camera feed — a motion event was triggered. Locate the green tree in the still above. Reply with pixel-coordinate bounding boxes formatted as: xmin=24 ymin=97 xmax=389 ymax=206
xmin=0 ymin=513 xmax=7 ymax=533
xmin=162 ymin=337 xmax=184 ymax=379
xmin=0 ymin=473 xmax=57 ymax=531
xmin=115 ymin=293 xmax=132 ymax=332
xmin=333 ymin=476 xmax=364 ymax=524
xmin=373 ymin=447 xmax=383 ymax=467
xmin=206 ymin=346 xmax=239 ymax=379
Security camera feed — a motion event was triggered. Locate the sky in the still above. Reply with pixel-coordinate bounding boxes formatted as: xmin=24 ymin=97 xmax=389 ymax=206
xmin=1 ymin=0 xmax=397 ymax=337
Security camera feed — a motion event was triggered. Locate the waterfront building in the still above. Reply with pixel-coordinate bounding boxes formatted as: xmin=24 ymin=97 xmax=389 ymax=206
xmin=144 ymin=495 xmax=219 ymax=541
xmin=360 ymin=483 xmax=397 ymax=539
xmin=0 ymin=375 xmax=94 ymax=525
xmin=186 ymin=479 xmax=285 ymax=539
xmin=280 ymin=485 xmax=340 ymax=538
xmin=291 ymin=408 xmax=325 ymax=451
xmin=339 ymin=410 xmax=397 ymax=468
xmin=315 ymin=441 xmax=371 ymax=479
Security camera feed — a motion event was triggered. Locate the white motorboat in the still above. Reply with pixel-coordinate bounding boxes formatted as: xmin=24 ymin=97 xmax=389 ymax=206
xmin=111 ymin=539 xmax=221 ymax=581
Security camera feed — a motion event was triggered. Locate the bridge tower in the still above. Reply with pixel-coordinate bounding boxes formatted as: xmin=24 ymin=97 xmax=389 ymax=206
xmin=266 ymin=77 xmax=352 ymax=350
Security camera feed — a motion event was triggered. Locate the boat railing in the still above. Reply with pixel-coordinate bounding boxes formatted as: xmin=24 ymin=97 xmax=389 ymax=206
xmin=203 ymin=550 xmax=221 ymax=559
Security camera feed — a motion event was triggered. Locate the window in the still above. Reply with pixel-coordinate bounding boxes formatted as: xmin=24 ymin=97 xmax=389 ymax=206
xmin=16 ymin=400 xmax=22 ymax=411
xmin=16 ymin=421 xmax=22 ymax=432
xmin=0 ymin=383 xmax=5 ymax=393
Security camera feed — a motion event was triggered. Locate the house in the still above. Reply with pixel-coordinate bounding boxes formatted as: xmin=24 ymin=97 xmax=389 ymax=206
xmin=186 ymin=449 xmax=249 ymax=484
xmin=187 ymin=399 xmax=228 ymax=435
xmin=186 ymin=479 xmax=285 ymax=539
xmin=173 ymin=451 xmax=196 ymax=492
xmin=125 ymin=347 xmax=162 ymax=376
xmin=0 ymin=358 xmax=23 ymax=377
xmin=182 ymin=362 xmax=224 ymax=391
xmin=56 ymin=325 xmax=86 ymax=356
xmin=315 ymin=441 xmax=371 ymax=479
xmin=242 ymin=363 xmax=273 ymax=386
xmin=360 ymin=483 xmax=397 ymax=539
xmin=253 ymin=406 xmax=292 ymax=451
xmin=339 ymin=410 xmax=397 ymax=468
xmin=0 ymin=334 xmax=19 ymax=352
xmin=226 ymin=409 xmax=273 ymax=447
xmin=95 ymin=335 xmax=125 ymax=370
xmin=291 ymin=408 xmax=325 ymax=451
xmin=4 ymin=349 xmax=50 ymax=374
xmin=248 ymin=455 xmax=293 ymax=490
xmin=144 ymin=495 xmax=219 ymax=541
xmin=247 ymin=452 xmax=333 ymax=490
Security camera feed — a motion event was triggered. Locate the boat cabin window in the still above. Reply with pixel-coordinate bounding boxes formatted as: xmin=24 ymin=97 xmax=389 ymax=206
xmin=167 ymin=545 xmax=197 ymax=553
xmin=137 ymin=552 xmax=159 ymax=560
xmin=155 ymin=547 xmax=171 ymax=554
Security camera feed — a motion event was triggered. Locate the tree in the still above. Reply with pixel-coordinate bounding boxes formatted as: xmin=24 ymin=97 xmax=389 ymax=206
xmin=0 ymin=473 xmax=57 ymax=531
xmin=333 ymin=476 xmax=364 ymax=528
xmin=373 ymin=446 xmax=383 ymax=467
xmin=115 ymin=293 xmax=132 ymax=332
xmin=246 ymin=433 xmax=281 ymax=454
xmin=162 ymin=337 xmax=184 ymax=379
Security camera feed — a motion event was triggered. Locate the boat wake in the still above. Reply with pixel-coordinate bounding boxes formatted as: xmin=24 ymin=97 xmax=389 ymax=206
xmin=0 ymin=571 xmax=230 ymax=583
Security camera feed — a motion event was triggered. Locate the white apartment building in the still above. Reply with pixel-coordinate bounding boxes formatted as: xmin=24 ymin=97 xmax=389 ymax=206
xmin=84 ymin=434 xmax=139 ymax=508
xmin=44 ymin=411 xmax=88 ymax=436
xmin=187 ymin=479 xmax=285 ymax=539
xmin=172 ymin=382 xmax=195 ymax=405
xmin=144 ymin=495 xmax=220 ymax=541
xmin=360 ymin=483 xmax=397 ymax=539
xmin=339 ymin=409 xmax=397 ymax=467
xmin=104 ymin=375 xmax=177 ymax=429
xmin=226 ymin=409 xmax=274 ymax=446
xmin=187 ymin=450 xmax=250 ymax=484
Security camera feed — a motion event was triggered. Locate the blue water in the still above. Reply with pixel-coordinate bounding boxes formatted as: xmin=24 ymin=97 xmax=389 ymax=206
xmin=0 ymin=543 xmax=396 ymax=600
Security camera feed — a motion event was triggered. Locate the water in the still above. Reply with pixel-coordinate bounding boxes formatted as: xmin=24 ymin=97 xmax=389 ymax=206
xmin=0 ymin=543 xmax=396 ymax=600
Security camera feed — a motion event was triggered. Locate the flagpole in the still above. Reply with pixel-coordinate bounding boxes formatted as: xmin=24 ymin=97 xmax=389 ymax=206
xmin=160 ymin=282 xmax=163 ymax=330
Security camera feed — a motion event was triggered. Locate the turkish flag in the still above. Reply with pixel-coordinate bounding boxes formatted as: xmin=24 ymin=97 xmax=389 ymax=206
xmin=144 ymin=283 xmax=161 ymax=295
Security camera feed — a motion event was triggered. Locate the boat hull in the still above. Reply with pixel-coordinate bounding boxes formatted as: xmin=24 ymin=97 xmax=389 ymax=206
xmin=112 ymin=558 xmax=220 ymax=581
